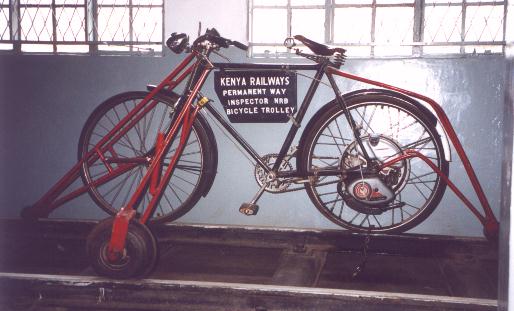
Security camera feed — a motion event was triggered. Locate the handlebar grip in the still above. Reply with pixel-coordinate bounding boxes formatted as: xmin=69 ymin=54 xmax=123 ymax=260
xmin=232 ymin=41 xmax=248 ymax=51
xmin=166 ymin=32 xmax=189 ymax=54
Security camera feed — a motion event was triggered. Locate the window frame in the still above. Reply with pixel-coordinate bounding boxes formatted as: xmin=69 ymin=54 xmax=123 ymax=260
xmin=248 ymin=0 xmax=508 ymax=58
xmin=0 ymin=0 xmax=165 ymax=56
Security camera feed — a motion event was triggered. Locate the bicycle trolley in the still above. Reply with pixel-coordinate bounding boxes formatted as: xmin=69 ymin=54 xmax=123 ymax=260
xmin=22 ymin=29 xmax=499 ymax=278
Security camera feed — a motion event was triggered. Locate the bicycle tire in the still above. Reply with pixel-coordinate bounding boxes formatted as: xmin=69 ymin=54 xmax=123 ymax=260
xmin=78 ymin=91 xmax=211 ymax=224
xmin=298 ymin=94 xmax=449 ymax=233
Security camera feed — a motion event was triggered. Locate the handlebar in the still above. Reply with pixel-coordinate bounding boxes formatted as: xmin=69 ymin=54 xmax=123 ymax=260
xmin=192 ymin=28 xmax=248 ymax=51
xmin=231 ymin=40 xmax=249 ymax=51
xmin=166 ymin=29 xmax=343 ymax=67
xmin=166 ymin=28 xmax=248 ymax=54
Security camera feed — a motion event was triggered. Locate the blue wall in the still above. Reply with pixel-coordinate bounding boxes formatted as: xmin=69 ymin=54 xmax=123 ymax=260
xmin=0 ymin=51 xmax=508 ymax=237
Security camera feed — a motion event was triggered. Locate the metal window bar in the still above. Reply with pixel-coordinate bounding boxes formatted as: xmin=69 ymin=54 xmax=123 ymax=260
xmin=94 ymin=0 xmax=163 ymax=54
xmin=249 ymin=0 xmax=508 ymax=57
xmin=0 ymin=0 xmax=164 ymax=55
xmin=0 ymin=0 xmax=12 ymax=50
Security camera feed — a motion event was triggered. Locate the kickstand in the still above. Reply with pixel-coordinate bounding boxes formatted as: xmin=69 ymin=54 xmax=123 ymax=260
xmin=352 ymin=227 xmax=373 ymax=279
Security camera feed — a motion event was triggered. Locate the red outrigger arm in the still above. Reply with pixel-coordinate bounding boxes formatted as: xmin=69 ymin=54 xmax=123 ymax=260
xmin=326 ymin=67 xmax=499 ymax=239
xmin=21 ymin=53 xmax=198 ymax=221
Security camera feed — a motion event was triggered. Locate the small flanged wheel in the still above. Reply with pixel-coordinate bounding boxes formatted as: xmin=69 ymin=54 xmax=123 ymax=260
xmin=86 ymin=217 xmax=158 ymax=279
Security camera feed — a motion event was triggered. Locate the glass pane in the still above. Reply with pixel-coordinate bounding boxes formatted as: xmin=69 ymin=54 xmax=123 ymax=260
xmin=423 ymin=5 xmax=462 ymax=43
xmin=254 ymin=0 xmax=287 ymax=5
xmin=251 ymin=45 xmax=289 ymax=57
xmin=464 ymin=44 xmax=502 ymax=54
xmin=57 ymin=44 xmax=89 ymax=53
xmin=334 ymin=8 xmax=372 ymax=44
xmin=20 ymin=7 xmax=53 ymax=41
xmin=425 ymin=0 xmax=462 ymax=3
xmin=252 ymin=8 xmax=287 ymax=43
xmin=132 ymin=0 xmax=163 ymax=5
xmin=99 ymin=44 xmax=130 ymax=51
xmin=98 ymin=6 xmax=130 ymax=41
xmin=374 ymin=45 xmax=413 ymax=56
xmin=423 ymin=45 xmax=461 ymax=54
xmin=0 ymin=7 xmax=9 ymax=40
xmin=343 ymin=45 xmax=371 ymax=57
xmin=291 ymin=9 xmax=325 ymax=42
xmin=374 ymin=7 xmax=414 ymax=48
xmin=21 ymin=43 xmax=53 ymax=52
xmin=133 ymin=44 xmax=162 ymax=53
xmin=376 ymin=0 xmax=414 ymax=4
xmin=98 ymin=0 xmax=130 ymax=5
xmin=464 ymin=5 xmax=504 ymax=42
xmin=291 ymin=0 xmax=325 ymax=5
xmin=20 ymin=0 xmax=53 ymax=4
xmin=466 ymin=0 xmax=496 ymax=2
xmin=335 ymin=0 xmax=372 ymax=4
xmin=56 ymin=7 xmax=86 ymax=41
xmin=132 ymin=6 xmax=162 ymax=42
xmin=55 ymin=0 xmax=86 ymax=4
xmin=0 ymin=43 xmax=13 ymax=50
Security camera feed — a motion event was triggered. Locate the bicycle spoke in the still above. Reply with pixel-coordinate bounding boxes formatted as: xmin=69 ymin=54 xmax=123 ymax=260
xmin=305 ymin=99 xmax=446 ymax=233
xmin=161 ymin=190 xmax=175 ymax=211
xmin=407 ymin=171 xmax=434 ymax=192
xmin=318 ymin=190 xmax=339 ymax=197
xmin=402 ymin=136 xmax=432 ymax=150
xmin=109 ymin=169 xmax=138 ymax=206
xmin=334 ymin=117 xmax=349 ymax=147
xmin=372 ymin=214 xmax=383 ymax=228
xmin=326 ymin=126 xmax=344 ymax=156
xmin=81 ymin=93 xmax=206 ymax=223
xmin=171 ymin=174 xmax=197 ymax=187
xmin=166 ymin=182 xmax=184 ymax=205
xmin=320 ymin=133 xmax=352 ymax=144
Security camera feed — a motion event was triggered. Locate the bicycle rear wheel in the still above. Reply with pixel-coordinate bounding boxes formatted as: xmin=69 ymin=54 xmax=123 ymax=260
xmin=78 ymin=91 xmax=209 ymax=223
xmin=299 ymin=94 xmax=448 ymax=233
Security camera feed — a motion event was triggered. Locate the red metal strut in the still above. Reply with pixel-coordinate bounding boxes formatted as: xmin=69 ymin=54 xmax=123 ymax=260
xmin=326 ymin=67 xmax=499 ymax=240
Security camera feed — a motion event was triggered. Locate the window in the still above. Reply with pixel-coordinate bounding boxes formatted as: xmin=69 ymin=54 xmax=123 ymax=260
xmin=249 ymin=0 xmax=508 ymax=57
xmin=0 ymin=0 xmax=163 ymax=55
xmin=0 ymin=0 xmax=11 ymax=50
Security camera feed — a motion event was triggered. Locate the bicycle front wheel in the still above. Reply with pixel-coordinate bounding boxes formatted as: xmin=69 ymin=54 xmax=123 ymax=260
xmin=78 ymin=91 xmax=209 ymax=223
xmin=299 ymin=94 xmax=449 ymax=233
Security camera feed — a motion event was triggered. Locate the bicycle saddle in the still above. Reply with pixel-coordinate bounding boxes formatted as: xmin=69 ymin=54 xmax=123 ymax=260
xmin=293 ymin=35 xmax=346 ymax=56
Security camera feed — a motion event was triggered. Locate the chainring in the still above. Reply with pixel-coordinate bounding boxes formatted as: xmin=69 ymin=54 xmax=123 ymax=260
xmin=254 ymin=153 xmax=293 ymax=193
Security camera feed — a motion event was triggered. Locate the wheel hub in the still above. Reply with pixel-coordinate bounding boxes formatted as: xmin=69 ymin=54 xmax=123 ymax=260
xmin=338 ymin=135 xmax=408 ymax=215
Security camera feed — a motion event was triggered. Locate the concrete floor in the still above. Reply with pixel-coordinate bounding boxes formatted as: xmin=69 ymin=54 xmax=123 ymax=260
xmin=0 ymin=219 xmax=499 ymax=310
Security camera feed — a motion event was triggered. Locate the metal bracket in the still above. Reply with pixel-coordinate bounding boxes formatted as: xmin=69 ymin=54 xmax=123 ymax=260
xmin=197 ymin=96 xmax=211 ymax=108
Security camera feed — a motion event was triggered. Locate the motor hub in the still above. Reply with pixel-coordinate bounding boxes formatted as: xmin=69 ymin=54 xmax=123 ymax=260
xmin=338 ymin=135 xmax=407 ymax=215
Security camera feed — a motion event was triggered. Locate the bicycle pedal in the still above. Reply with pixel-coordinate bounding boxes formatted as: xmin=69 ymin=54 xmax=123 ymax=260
xmin=239 ymin=203 xmax=259 ymax=216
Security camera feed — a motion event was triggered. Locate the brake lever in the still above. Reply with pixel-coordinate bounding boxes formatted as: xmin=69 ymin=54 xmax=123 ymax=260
xmin=231 ymin=40 xmax=248 ymax=51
